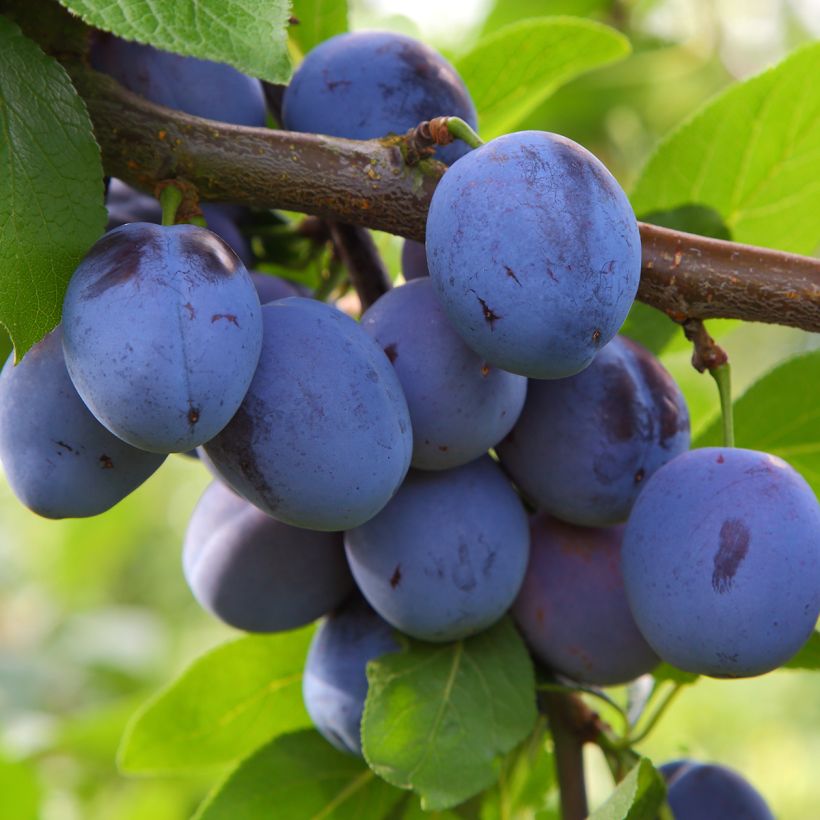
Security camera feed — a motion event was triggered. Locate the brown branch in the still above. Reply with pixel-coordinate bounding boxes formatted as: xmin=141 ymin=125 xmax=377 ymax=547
xmin=681 ymin=318 xmax=729 ymax=373
xmin=539 ymin=692 xmax=593 ymax=820
xmin=66 ymin=62 xmax=820 ymax=332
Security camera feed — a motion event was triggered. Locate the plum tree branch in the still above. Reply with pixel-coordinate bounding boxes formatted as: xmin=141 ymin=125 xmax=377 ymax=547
xmin=68 ymin=63 xmax=820 ymax=331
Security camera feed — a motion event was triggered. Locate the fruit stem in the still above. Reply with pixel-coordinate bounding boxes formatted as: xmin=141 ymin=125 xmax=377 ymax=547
xmin=446 ymin=117 xmax=484 ymax=149
xmin=618 ymin=682 xmax=684 ymax=748
xmin=160 ymin=184 xmax=183 ymax=226
xmin=710 ymin=363 xmax=735 ymax=448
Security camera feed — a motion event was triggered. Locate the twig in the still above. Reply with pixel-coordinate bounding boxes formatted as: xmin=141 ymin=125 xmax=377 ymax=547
xmin=326 ymin=223 xmax=392 ymax=309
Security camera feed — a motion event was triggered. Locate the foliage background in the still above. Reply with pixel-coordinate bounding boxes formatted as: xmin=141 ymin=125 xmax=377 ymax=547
xmin=1 ymin=0 xmax=819 ymax=817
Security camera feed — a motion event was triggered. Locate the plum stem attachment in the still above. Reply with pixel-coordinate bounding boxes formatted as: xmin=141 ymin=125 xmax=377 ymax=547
xmin=445 ymin=116 xmax=484 ymax=149
xmin=159 ymin=183 xmax=183 ymax=226
xmin=711 ymin=363 xmax=735 ymax=448
xmin=402 ymin=116 xmax=484 ymax=164
xmin=681 ymin=318 xmax=735 ymax=447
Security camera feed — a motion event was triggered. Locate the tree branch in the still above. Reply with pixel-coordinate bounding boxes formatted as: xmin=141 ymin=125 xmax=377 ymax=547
xmin=67 ymin=62 xmax=820 ymax=332
xmin=539 ymin=692 xmax=592 ymax=820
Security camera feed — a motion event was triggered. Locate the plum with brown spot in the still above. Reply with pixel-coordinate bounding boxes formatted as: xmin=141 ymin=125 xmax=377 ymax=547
xmin=62 ymin=222 xmax=262 ymax=453
xmin=203 ymin=298 xmax=412 ymax=531
xmin=0 ymin=326 xmax=165 ymax=518
xmin=426 ymin=131 xmax=641 ymax=379
xmin=361 ymin=279 xmax=526 ymax=470
xmin=622 ymin=447 xmax=820 ymax=677
xmin=345 ymin=457 xmax=529 ymax=641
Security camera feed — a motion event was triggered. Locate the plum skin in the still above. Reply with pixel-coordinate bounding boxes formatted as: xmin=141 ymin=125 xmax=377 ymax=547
xmin=513 ymin=514 xmax=658 ymax=686
xmin=426 ymin=131 xmax=641 ymax=379
xmin=62 ymin=223 xmax=263 ymax=453
xmin=345 ymin=457 xmax=530 ymax=642
xmin=202 ymin=298 xmax=412 ymax=531
xmin=497 ymin=335 xmax=690 ymax=526
xmin=91 ymin=35 xmax=266 ymax=127
xmin=0 ymin=326 xmax=165 ymax=519
xmin=183 ymin=481 xmax=354 ymax=632
xmin=282 ymin=31 xmax=477 ymax=166
xmin=621 ymin=447 xmax=820 ymax=677
xmin=661 ymin=761 xmax=774 ymax=819
xmin=361 ymin=278 xmax=527 ymax=470
xmin=303 ymin=598 xmax=399 ymax=756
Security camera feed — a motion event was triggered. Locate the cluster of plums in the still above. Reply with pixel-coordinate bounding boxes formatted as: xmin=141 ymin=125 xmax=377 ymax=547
xmin=1 ymin=27 xmax=816 ymax=816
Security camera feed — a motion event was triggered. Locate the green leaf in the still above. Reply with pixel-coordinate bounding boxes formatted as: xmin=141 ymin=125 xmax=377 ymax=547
xmin=785 ymin=631 xmax=820 ymax=670
xmin=290 ymin=0 xmax=348 ymax=58
xmin=589 ymin=758 xmax=666 ymax=820
xmin=620 ymin=304 xmax=679 ymax=356
xmin=194 ymin=730 xmax=404 ymax=820
xmin=394 ymin=798 xmax=463 ymax=820
xmin=480 ymin=0 xmax=612 ymax=36
xmin=0 ymin=756 xmax=40 ymax=820
xmin=694 ymin=351 xmax=820 ymax=494
xmin=455 ymin=17 xmax=631 ymax=140
xmin=118 ymin=628 xmax=314 ymax=773
xmin=362 ymin=618 xmax=538 ymax=811
xmin=0 ymin=17 xmax=105 ymax=359
xmin=652 ymin=663 xmax=699 ymax=686
xmin=59 ymin=0 xmax=292 ymax=83
xmin=632 ymin=43 xmax=820 ymax=255
xmin=640 ymin=204 xmax=732 ymax=241
xmin=478 ymin=717 xmax=557 ymax=820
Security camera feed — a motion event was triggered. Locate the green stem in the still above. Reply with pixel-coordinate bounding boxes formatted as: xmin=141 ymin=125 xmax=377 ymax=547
xmin=710 ymin=363 xmax=735 ymax=448
xmin=618 ymin=683 xmax=684 ymax=749
xmin=446 ymin=117 xmax=484 ymax=149
xmin=160 ymin=184 xmax=183 ymax=226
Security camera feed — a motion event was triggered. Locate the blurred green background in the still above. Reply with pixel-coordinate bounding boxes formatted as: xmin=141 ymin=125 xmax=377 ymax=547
xmin=2 ymin=1 xmax=819 ymax=818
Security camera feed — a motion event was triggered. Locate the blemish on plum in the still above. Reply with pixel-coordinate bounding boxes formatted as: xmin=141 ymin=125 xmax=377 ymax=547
xmin=179 ymin=233 xmax=239 ymax=278
xmin=600 ymin=364 xmax=636 ymax=441
xmin=211 ymin=314 xmax=239 ymax=327
xmin=55 ymin=440 xmax=75 ymax=454
xmin=477 ymin=296 xmax=500 ymax=329
xmin=504 ymin=265 xmax=522 ymax=286
xmin=438 ymin=444 xmax=448 ymax=452
xmin=390 ymin=564 xmax=402 ymax=588
xmin=481 ymin=363 xmax=491 ymax=377
xmin=634 ymin=468 xmax=645 ymax=484
xmin=452 ymin=543 xmax=477 ymax=591
xmin=188 ymin=407 xmax=200 ymax=425
xmin=99 ymin=454 xmax=114 ymax=469
xmin=383 ymin=343 xmax=398 ymax=363
xmin=625 ymin=338 xmax=686 ymax=445
xmin=592 ymin=329 xmax=602 ymax=344
xmin=183 ymin=302 xmax=196 ymax=319
xmin=81 ymin=230 xmax=156 ymax=299
xmin=717 ymin=454 xmax=725 ymax=464
xmin=712 ymin=518 xmax=751 ymax=593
